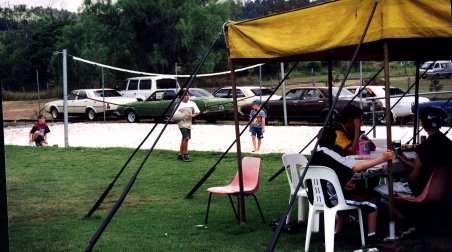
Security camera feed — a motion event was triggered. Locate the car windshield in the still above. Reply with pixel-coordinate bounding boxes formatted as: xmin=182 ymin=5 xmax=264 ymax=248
xmin=251 ymin=88 xmax=273 ymax=96
xmin=94 ymin=90 xmax=122 ymax=97
xmin=332 ymin=87 xmax=354 ymax=98
xmin=156 ymin=79 xmax=178 ymax=89
xmin=189 ymin=89 xmax=213 ymax=97
xmin=420 ymin=62 xmax=433 ymax=69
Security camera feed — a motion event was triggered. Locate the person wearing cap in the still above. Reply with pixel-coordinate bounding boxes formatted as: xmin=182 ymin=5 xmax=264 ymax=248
xmin=390 ymin=107 xmax=452 ymax=197
xmin=375 ymin=107 xmax=452 ymax=199
xmin=249 ymin=99 xmax=267 ymax=152
xmin=175 ymin=90 xmax=200 ymax=162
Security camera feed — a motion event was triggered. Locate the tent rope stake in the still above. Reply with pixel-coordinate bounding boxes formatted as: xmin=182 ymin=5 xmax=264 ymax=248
xmin=266 ymin=0 xmax=379 ymax=250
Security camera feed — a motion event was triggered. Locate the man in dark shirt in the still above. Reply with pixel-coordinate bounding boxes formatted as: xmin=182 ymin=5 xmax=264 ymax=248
xmin=29 ymin=114 xmax=50 ymax=146
xmin=396 ymin=107 xmax=452 ymax=196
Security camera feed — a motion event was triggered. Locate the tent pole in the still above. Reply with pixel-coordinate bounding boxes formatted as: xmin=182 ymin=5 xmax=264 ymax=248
xmin=383 ymin=41 xmax=397 ymax=241
xmin=0 ymin=86 xmax=10 ymax=251
xmin=230 ymin=61 xmax=246 ymax=224
xmin=280 ymin=63 xmax=288 ymax=126
xmin=327 ymin=52 xmax=333 ymax=125
xmin=413 ymin=61 xmax=421 ymax=144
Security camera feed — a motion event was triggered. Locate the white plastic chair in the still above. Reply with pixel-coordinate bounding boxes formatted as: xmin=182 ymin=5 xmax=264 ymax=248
xmin=303 ymin=166 xmax=365 ymax=252
xmin=282 ymin=153 xmax=310 ymax=224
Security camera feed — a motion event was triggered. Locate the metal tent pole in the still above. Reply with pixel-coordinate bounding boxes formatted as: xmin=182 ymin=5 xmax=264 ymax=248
xmin=62 ymin=49 xmax=69 ymax=147
xmin=0 ymin=86 xmax=10 ymax=251
xmin=383 ymin=41 xmax=397 ymax=241
xmin=36 ymin=69 xmax=40 ymax=112
xmin=101 ymin=67 xmax=106 ymax=121
xmin=413 ymin=61 xmax=420 ymax=144
xmin=327 ymin=53 xmax=333 ymax=125
xmin=280 ymin=63 xmax=288 ymax=126
xmin=231 ymin=61 xmax=246 ymax=224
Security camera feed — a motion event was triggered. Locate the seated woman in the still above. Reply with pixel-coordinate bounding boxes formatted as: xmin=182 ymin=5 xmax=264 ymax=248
xmin=309 ymin=127 xmax=394 ymax=244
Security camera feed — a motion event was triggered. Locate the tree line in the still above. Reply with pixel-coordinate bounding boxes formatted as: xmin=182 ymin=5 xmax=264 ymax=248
xmin=0 ymin=0 xmax=323 ymax=92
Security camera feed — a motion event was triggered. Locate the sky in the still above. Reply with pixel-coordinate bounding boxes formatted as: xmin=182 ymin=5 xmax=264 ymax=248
xmin=1 ymin=0 xmax=85 ymax=13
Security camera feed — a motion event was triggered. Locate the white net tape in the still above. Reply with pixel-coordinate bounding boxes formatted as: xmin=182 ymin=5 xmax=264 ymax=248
xmin=72 ymin=56 xmax=264 ymax=77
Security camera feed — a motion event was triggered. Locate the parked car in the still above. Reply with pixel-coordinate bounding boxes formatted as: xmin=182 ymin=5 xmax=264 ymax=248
xmin=240 ymin=87 xmax=384 ymax=123
xmin=346 ymin=85 xmax=430 ymax=124
xmin=117 ymin=75 xmax=180 ymax=101
xmin=414 ymin=99 xmax=452 ymax=126
xmin=117 ymin=89 xmax=233 ymax=123
xmin=44 ymin=89 xmax=138 ymax=121
xmin=419 ymin=60 xmax=452 ymax=79
xmin=212 ymin=86 xmax=281 ymax=111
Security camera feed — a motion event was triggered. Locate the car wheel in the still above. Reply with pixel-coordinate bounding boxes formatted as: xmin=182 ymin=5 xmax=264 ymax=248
xmin=447 ymin=73 xmax=452 ymax=79
xmin=50 ymin=107 xmax=59 ymax=119
xmin=86 ymin=109 xmax=96 ymax=121
xmin=127 ymin=110 xmax=139 ymax=123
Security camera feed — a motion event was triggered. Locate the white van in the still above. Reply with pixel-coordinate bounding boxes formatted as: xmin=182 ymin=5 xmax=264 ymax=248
xmin=420 ymin=60 xmax=452 ymax=79
xmin=118 ymin=76 xmax=180 ymax=101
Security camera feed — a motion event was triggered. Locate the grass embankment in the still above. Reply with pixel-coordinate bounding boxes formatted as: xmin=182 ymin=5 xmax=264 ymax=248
xmin=7 ymin=146 xmax=333 ymax=251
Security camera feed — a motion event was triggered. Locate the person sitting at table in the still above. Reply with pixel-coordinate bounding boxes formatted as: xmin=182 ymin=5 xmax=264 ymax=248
xmin=334 ymin=104 xmax=379 ymax=191
xmin=375 ymin=107 xmax=452 ymax=198
xmin=310 ymin=127 xmax=394 ymax=244
xmin=334 ymin=104 xmax=375 ymax=157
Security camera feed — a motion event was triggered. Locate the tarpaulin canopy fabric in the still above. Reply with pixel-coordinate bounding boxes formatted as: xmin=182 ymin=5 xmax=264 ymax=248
xmin=225 ymin=0 xmax=452 ymax=63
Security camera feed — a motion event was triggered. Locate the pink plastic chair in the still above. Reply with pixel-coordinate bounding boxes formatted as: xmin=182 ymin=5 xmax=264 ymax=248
xmin=204 ymin=157 xmax=265 ymax=224
xmin=395 ymin=166 xmax=450 ymax=203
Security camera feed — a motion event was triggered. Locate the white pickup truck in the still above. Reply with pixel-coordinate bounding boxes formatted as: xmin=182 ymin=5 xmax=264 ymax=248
xmin=118 ymin=76 xmax=181 ymax=101
xmin=44 ymin=89 xmax=138 ymax=120
xmin=420 ymin=60 xmax=452 ymax=79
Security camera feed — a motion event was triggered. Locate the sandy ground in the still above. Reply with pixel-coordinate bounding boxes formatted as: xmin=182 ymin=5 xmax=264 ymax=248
xmin=4 ymin=122 xmax=451 ymax=154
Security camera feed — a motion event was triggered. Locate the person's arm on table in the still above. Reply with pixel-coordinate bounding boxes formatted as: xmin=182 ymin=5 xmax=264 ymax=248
xmin=351 ymin=149 xmax=394 ymax=172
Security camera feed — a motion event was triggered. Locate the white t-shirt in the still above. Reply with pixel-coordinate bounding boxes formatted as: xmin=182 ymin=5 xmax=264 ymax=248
xmin=176 ymin=100 xmax=200 ymax=129
xmin=176 ymin=100 xmax=200 ymax=114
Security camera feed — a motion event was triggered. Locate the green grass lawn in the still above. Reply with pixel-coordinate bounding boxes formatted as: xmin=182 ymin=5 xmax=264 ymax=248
xmin=5 ymin=146 xmax=353 ymax=252
xmin=5 ymin=146 xmax=437 ymax=251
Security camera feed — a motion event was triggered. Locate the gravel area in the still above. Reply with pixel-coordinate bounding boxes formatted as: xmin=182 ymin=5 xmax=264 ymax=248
xmin=4 ymin=122 xmax=452 ymax=154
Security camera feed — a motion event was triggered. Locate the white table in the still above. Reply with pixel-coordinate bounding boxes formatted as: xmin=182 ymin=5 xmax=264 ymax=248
xmin=347 ymin=150 xmax=416 ymax=180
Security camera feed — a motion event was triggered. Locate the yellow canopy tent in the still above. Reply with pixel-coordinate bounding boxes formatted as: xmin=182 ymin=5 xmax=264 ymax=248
xmin=226 ymin=0 xmax=452 ymax=62
xmin=222 ymin=0 xmax=452 ymax=245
